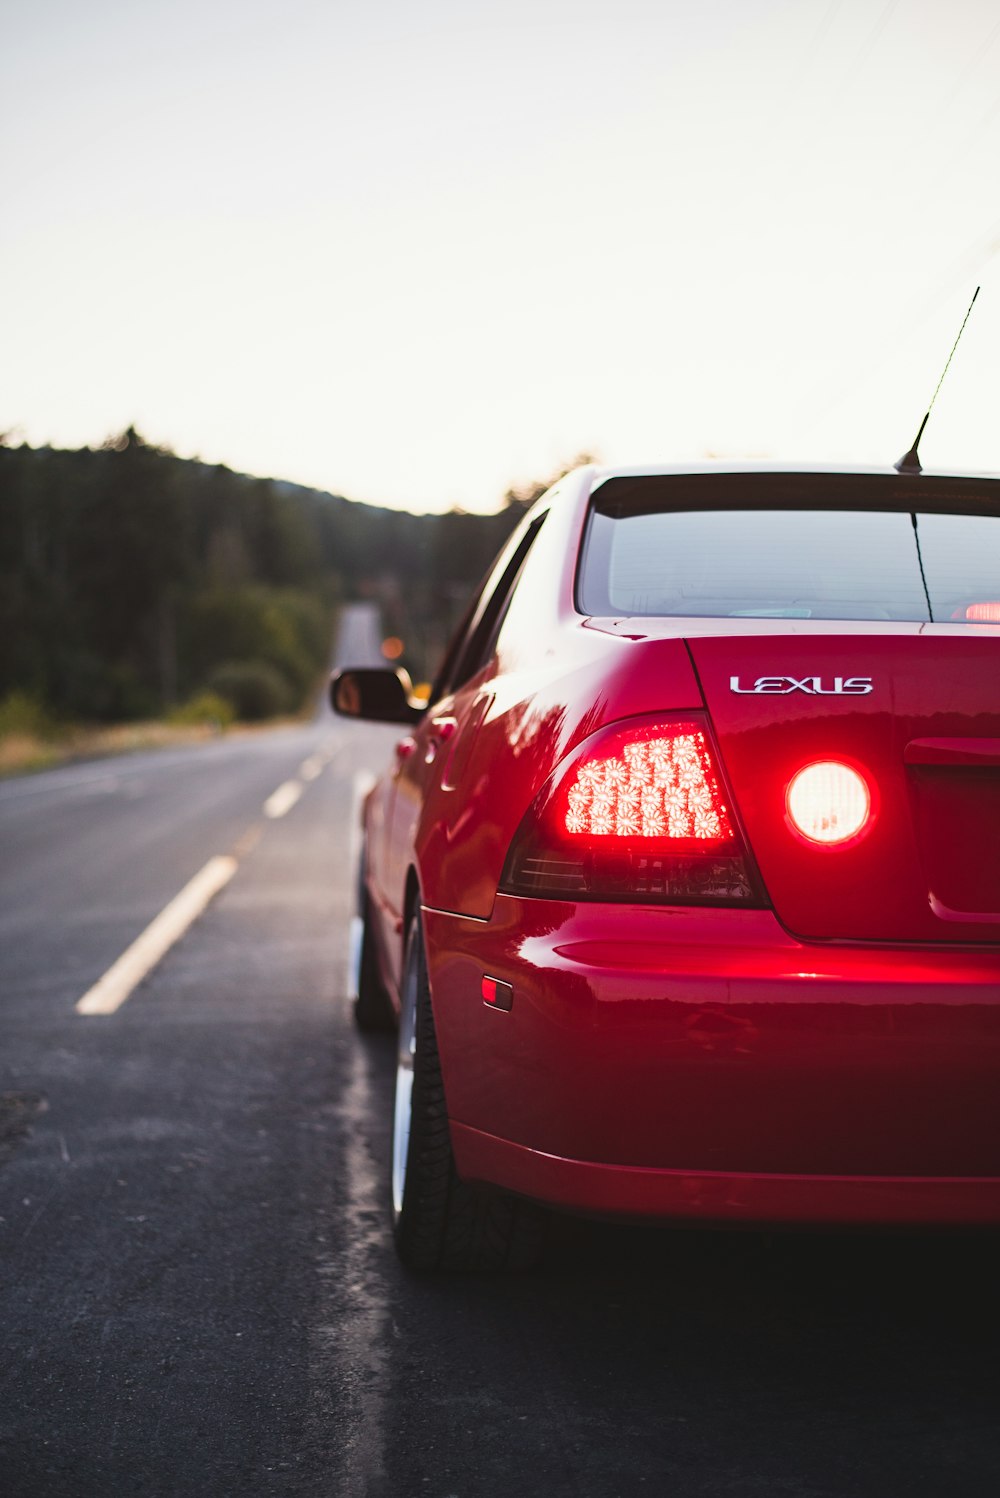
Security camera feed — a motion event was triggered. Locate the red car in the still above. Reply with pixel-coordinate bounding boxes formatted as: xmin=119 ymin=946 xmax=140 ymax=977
xmin=332 ymin=464 xmax=1000 ymax=1271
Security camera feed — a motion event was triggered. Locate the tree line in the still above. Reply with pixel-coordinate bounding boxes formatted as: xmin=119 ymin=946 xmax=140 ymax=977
xmin=0 ymin=429 xmax=536 ymax=726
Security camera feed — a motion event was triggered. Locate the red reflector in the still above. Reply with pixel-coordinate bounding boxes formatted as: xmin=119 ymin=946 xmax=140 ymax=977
xmin=482 ymin=976 xmax=513 ymax=1011
xmin=961 ymin=602 xmax=1000 ymax=622
xmin=564 ymin=728 xmax=733 ymax=843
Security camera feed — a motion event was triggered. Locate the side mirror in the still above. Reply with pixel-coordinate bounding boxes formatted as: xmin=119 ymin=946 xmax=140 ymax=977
xmin=330 ymin=667 xmax=423 ymax=724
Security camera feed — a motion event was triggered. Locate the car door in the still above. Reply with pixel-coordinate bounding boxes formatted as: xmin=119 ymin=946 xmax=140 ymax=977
xmin=379 ymin=512 xmax=548 ymax=980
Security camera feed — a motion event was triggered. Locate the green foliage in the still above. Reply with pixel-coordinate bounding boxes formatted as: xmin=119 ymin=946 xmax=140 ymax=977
xmin=0 ymin=429 xmax=573 ymax=725
xmin=167 ymin=691 xmax=235 ymax=729
xmin=0 ymin=690 xmax=55 ymax=740
xmin=207 ymin=661 xmax=294 ymax=721
xmin=0 ymin=432 xmax=338 ymax=722
xmin=185 ymin=586 xmax=326 ymax=702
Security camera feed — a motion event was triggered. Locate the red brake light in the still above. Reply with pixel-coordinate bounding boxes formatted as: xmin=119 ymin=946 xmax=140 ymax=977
xmin=500 ymin=716 xmax=762 ymax=904
xmin=959 ymin=602 xmax=1000 ymax=622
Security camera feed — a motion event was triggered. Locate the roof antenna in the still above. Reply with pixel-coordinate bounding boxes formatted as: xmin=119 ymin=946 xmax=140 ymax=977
xmin=895 ymin=286 xmax=980 ymax=474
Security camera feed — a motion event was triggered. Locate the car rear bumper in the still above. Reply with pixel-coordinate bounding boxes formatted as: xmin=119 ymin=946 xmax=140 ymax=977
xmin=451 ymin=1123 xmax=1000 ymax=1225
xmin=423 ymin=897 xmax=1000 ymax=1222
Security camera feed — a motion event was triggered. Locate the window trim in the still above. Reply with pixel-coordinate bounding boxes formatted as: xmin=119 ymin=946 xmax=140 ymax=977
xmin=429 ymin=511 xmax=549 ymax=703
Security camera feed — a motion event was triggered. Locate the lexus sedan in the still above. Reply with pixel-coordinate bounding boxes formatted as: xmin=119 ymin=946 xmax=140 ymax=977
xmin=331 ymin=464 xmax=1000 ymax=1271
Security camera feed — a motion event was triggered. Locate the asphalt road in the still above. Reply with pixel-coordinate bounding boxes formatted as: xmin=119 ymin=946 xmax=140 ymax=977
xmin=2 ymin=664 xmax=1000 ymax=1494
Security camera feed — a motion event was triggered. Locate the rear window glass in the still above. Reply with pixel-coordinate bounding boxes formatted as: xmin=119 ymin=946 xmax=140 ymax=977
xmin=579 ymin=504 xmax=1000 ymax=622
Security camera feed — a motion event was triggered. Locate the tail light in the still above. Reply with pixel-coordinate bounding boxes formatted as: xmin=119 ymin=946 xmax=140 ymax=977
xmin=786 ymin=761 xmax=872 ymax=845
xmin=957 ymin=602 xmax=1000 ymax=622
xmin=499 ymin=715 xmax=763 ymax=904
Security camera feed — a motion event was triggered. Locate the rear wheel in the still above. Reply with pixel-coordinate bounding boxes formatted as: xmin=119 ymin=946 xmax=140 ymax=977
xmin=392 ymin=914 xmax=545 ymax=1272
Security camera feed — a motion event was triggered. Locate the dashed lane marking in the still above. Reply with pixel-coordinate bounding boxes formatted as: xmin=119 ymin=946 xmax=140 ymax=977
xmin=263 ymin=780 xmax=303 ymax=819
xmin=299 ymin=753 xmax=328 ymax=782
xmin=75 ymin=856 xmax=238 ymax=1016
xmin=75 ymin=756 xmax=328 ymax=1017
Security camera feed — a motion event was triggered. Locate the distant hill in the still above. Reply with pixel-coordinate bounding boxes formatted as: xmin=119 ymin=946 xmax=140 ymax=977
xmin=0 ymin=430 xmax=523 ymax=723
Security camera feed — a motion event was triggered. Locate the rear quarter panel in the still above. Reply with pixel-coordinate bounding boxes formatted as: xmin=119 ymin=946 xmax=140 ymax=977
xmin=411 ymin=472 xmax=704 ymax=917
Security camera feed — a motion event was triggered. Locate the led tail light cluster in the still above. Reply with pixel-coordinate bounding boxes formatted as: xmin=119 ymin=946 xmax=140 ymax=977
xmin=565 ymin=730 xmax=734 ymax=841
xmin=500 ymin=716 xmax=762 ymax=904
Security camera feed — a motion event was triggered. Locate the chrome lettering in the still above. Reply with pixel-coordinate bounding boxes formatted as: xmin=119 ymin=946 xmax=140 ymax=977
xmin=729 ymin=674 xmax=874 ymax=696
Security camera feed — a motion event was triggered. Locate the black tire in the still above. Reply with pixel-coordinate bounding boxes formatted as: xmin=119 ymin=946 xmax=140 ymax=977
xmin=353 ymin=892 xmax=395 ymax=1033
xmin=392 ymin=914 xmax=545 ymax=1272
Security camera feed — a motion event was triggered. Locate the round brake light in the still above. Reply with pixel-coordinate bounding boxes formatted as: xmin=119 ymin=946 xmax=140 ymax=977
xmin=786 ymin=761 xmax=871 ymax=845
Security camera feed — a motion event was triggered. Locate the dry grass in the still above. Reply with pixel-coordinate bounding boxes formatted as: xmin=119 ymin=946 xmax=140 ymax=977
xmin=0 ymin=732 xmax=62 ymax=776
xmin=0 ymin=720 xmax=235 ymax=778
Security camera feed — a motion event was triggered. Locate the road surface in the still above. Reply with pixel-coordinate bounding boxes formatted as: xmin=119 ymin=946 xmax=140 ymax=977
xmin=1 ymin=614 xmax=999 ymax=1496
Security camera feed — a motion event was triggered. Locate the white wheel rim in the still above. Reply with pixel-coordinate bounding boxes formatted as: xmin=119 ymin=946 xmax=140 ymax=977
xmin=391 ymin=940 xmax=419 ymax=1218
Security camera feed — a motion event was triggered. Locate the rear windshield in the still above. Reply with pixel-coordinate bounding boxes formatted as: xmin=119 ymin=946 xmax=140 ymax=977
xmin=579 ymin=485 xmax=1000 ymax=623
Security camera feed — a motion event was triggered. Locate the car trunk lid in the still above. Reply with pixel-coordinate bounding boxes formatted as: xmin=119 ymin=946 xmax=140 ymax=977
xmin=686 ymin=624 xmax=1000 ymax=943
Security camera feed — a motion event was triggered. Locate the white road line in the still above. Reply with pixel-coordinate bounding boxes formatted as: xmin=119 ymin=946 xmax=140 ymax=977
xmin=74 ymin=753 xmax=324 ymax=1017
xmin=75 ymin=855 xmax=238 ymax=1017
xmin=346 ymin=772 xmax=377 ymax=1002
xmin=263 ymin=780 xmax=303 ymax=819
xmin=350 ymin=771 xmax=376 ymax=878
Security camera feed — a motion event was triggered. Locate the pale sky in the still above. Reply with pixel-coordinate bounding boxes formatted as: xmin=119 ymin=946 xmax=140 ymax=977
xmin=3 ymin=0 xmax=999 ymax=513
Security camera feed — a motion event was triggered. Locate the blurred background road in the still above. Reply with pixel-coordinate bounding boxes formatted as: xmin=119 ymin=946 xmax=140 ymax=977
xmin=1 ymin=607 xmax=999 ymax=1497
